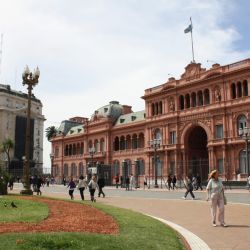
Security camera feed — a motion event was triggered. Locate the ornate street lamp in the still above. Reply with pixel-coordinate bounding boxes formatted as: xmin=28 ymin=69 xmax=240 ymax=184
xmin=89 ymin=146 xmax=96 ymax=168
xmin=239 ymin=127 xmax=250 ymax=178
xmin=149 ymin=138 xmax=161 ymax=188
xmin=50 ymin=153 xmax=54 ymax=177
xmin=20 ymin=66 xmax=40 ymax=195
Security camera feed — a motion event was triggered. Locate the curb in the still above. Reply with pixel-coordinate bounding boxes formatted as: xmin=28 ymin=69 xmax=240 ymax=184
xmin=147 ymin=215 xmax=211 ymax=250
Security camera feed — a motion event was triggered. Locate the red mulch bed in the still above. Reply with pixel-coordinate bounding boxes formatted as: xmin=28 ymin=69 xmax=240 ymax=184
xmin=0 ymin=196 xmax=119 ymax=234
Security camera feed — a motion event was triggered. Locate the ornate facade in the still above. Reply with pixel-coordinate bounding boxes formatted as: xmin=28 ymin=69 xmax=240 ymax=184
xmin=51 ymin=59 xmax=250 ymax=184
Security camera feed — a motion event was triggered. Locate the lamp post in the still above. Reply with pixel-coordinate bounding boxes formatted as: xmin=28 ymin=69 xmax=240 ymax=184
xmin=89 ymin=146 xmax=96 ymax=177
xmin=239 ymin=127 xmax=250 ymax=177
xmin=50 ymin=153 xmax=54 ymax=177
xmin=20 ymin=66 xmax=40 ymax=195
xmin=149 ymin=138 xmax=161 ymax=188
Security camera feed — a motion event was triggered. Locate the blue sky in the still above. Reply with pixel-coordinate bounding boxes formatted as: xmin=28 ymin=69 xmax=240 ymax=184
xmin=0 ymin=0 xmax=250 ymax=168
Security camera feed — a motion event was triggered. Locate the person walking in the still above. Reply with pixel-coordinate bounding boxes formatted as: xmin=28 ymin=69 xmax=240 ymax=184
xmin=206 ymin=169 xmax=227 ymax=227
xmin=8 ymin=176 xmax=14 ymax=190
xmin=36 ymin=176 xmax=42 ymax=196
xmin=167 ymin=175 xmax=172 ymax=190
xmin=67 ymin=177 xmax=76 ymax=200
xmin=247 ymin=175 xmax=250 ymax=191
xmin=143 ymin=175 xmax=148 ymax=189
xmin=88 ymin=175 xmax=98 ymax=202
xmin=196 ymin=174 xmax=203 ymax=190
xmin=120 ymin=175 xmax=124 ymax=188
xmin=172 ymin=175 xmax=177 ymax=190
xmin=125 ymin=176 xmax=130 ymax=191
xmin=115 ymin=174 xmax=119 ymax=189
xmin=130 ymin=174 xmax=135 ymax=190
xmin=78 ymin=175 xmax=87 ymax=200
xmin=97 ymin=176 xmax=105 ymax=198
xmin=182 ymin=176 xmax=195 ymax=200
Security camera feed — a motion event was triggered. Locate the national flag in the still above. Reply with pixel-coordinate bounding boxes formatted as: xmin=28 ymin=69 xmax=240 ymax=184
xmin=184 ymin=24 xmax=192 ymax=33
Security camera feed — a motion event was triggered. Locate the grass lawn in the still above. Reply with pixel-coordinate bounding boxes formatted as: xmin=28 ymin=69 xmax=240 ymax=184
xmin=0 ymin=196 xmax=186 ymax=250
xmin=0 ymin=196 xmax=48 ymax=223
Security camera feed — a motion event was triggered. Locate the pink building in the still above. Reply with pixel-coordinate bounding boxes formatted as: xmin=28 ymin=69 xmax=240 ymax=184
xmin=51 ymin=59 xmax=250 ymax=184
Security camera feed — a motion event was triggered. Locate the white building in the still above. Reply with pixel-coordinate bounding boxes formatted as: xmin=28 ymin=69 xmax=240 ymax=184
xmin=0 ymin=84 xmax=45 ymax=176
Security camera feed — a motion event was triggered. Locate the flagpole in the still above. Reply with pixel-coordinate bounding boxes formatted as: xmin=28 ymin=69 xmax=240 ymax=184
xmin=190 ymin=17 xmax=195 ymax=63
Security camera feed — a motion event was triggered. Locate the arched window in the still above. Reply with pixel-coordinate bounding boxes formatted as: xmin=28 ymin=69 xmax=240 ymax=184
xmin=63 ymin=164 xmax=68 ymax=177
xmin=113 ymin=160 xmax=120 ymax=175
xmin=154 ymin=128 xmax=162 ymax=140
xmin=239 ymin=150 xmax=248 ymax=174
xmin=69 ymin=145 xmax=72 ymax=156
xmin=94 ymin=139 xmax=99 ymax=152
xmin=197 ymin=91 xmax=203 ymax=106
xmin=179 ymin=95 xmax=184 ymax=110
xmin=100 ymin=138 xmax=105 ymax=152
xmin=88 ymin=140 xmax=93 ymax=149
xmin=243 ymin=80 xmax=248 ymax=96
xmin=137 ymin=159 xmax=145 ymax=175
xmin=126 ymin=135 xmax=131 ymax=149
xmin=80 ymin=143 xmax=84 ymax=154
xmin=159 ymin=101 xmax=163 ymax=114
xmin=185 ymin=94 xmax=190 ymax=108
xmin=138 ymin=133 xmax=144 ymax=148
xmin=204 ymin=89 xmax=210 ymax=105
xmin=238 ymin=115 xmax=248 ymax=130
xmin=120 ymin=136 xmax=125 ymax=150
xmin=114 ymin=137 xmax=119 ymax=151
xmin=132 ymin=134 xmax=138 ymax=149
xmin=231 ymin=83 xmax=236 ymax=99
xmin=151 ymin=103 xmax=155 ymax=116
xmin=191 ymin=92 xmax=196 ymax=107
xmin=237 ymin=81 xmax=242 ymax=97
xmin=72 ymin=144 xmax=76 ymax=155
xmin=78 ymin=162 xmax=84 ymax=176
xmin=155 ymin=103 xmax=159 ymax=115
xmin=71 ymin=163 xmax=77 ymax=177
xmin=65 ymin=145 xmax=69 ymax=156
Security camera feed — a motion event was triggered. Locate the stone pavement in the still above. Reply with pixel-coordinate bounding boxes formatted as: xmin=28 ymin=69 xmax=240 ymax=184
xmin=9 ymin=184 xmax=250 ymax=250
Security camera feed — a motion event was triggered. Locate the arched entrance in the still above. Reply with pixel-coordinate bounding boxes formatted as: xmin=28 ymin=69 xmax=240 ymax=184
xmin=185 ymin=126 xmax=209 ymax=181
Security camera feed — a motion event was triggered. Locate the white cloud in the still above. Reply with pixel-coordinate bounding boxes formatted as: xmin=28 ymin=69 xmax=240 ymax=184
xmin=0 ymin=0 xmax=249 ymax=168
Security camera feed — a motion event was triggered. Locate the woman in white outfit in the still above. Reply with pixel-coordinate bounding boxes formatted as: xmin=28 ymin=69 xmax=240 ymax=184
xmin=206 ymin=170 xmax=227 ymax=227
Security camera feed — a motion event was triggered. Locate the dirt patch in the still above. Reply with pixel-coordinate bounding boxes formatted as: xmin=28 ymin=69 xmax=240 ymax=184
xmin=0 ymin=196 xmax=119 ymax=234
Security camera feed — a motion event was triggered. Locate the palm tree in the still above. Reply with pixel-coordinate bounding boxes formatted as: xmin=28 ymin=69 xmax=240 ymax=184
xmin=0 ymin=138 xmax=14 ymax=172
xmin=45 ymin=126 xmax=58 ymax=141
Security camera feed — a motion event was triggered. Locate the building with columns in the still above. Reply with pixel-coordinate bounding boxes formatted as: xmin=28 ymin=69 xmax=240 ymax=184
xmin=51 ymin=58 xmax=250 ymax=184
xmin=0 ymin=84 xmax=45 ymax=175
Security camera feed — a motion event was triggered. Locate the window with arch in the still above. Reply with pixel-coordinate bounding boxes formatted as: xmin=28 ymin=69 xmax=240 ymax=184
xmin=132 ymin=134 xmax=138 ymax=149
xmin=191 ymin=92 xmax=196 ymax=107
xmin=63 ymin=164 xmax=69 ymax=176
xmin=204 ymin=89 xmax=210 ymax=105
xmin=100 ymin=138 xmax=105 ymax=152
xmin=237 ymin=82 xmax=242 ymax=97
xmin=239 ymin=150 xmax=248 ymax=174
xmin=114 ymin=137 xmax=119 ymax=151
xmin=154 ymin=128 xmax=162 ymax=140
xmin=137 ymin=159 xmax=145 ymax=175
xmin=179 ymin=95 xmax=184 ymax=110
xmin=72 ymin=144 xmax=76 ymax=155
xmin=231 ymin=83 xmax=236 ymax=99
xmin=238 ymin=115 xmax=248 ymax=130
xmin=126 ymin=135 xmax=131 ymax=149
xmin=120 ymin=136 xmax=125 ymax=150
xmin=94 ymin=139 xmax=99 ymax=152
xmin=243 ymin=80 xmax=248 ymax=96
xmin=65 ymin=145 xmax=69 ymax=156
xmin=151 ymin=103 xmax=155 ymax=116
xmin=80 ymin=143 xmax=84 ymax=154
xmin=69 ymin=145 xmax=72 ymax=155
xmin=71 ymin=163 xmax=77 ymax=176
xmin=185 ymin=94 xmax=190 ymax=108
xmin=197 ymin=91 xmax=203 ymax=106
xmin=138 ymin=133 xmax=145 ymax=148
xmin=78 ymin=162 xmax=84 ymax=176
xmin=113 ymin=160 xmax=120 ymax=175
xmin=159 ymin=101 xmax=163 ymax=114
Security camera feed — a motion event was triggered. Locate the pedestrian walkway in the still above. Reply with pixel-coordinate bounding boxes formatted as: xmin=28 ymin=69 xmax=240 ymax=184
xmin=98 ymin=196 xmax=250 ymax=250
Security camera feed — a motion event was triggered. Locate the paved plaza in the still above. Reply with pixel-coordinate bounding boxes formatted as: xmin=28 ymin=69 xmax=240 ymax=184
xmin=10 ymin=183 xmax=250 ymax=250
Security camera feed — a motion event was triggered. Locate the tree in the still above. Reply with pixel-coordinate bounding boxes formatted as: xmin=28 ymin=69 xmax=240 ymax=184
xmin=0 ymin=138 xmax=14 ymax=172
xmin=45 ymin=126 xmax=58 ymax=141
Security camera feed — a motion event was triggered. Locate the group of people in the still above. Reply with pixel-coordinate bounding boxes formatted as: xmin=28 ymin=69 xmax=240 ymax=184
xmin=67 ymin=175 xmax=106 ymax=202
xmin=114 ymin=174 xmax=137 ymax=190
